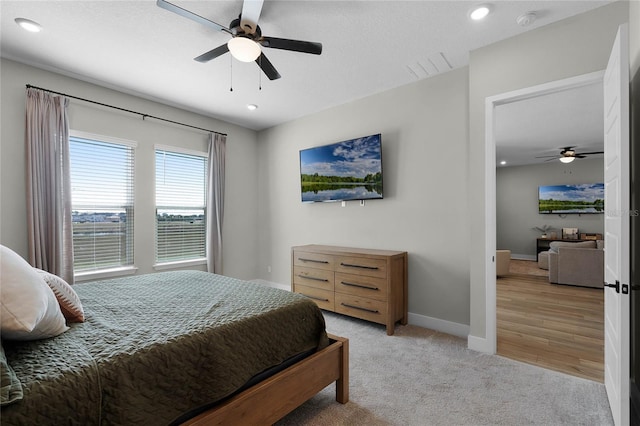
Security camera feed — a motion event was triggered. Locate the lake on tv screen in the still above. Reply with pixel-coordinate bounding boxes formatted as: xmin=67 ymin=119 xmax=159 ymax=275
xmin=301 ymin=183 xmax=382 ymax=202
xmin=539 ymin=205 xmax=604 ymax=214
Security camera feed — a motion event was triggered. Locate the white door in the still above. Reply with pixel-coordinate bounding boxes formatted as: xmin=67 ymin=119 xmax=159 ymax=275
xmin=603 ymin=23 xmax=630 ymax=426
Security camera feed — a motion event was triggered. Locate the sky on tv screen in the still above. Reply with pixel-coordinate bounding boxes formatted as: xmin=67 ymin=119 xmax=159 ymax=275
xmin=300 ymin=134 xmax=381 ymax=178
xmin=538 ymin=183 xmax=604 ymax=201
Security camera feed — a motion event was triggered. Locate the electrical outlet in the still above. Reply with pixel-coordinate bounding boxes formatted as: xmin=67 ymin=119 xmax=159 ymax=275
xmin=267 ymin=265 xmax=271 ymax=273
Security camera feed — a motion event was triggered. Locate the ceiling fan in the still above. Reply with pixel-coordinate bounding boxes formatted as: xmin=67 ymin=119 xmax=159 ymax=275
xmin=156 ymin=0 xmax=322 ymax=81
xmin=536 ymin=146 xmax=604 ymax=163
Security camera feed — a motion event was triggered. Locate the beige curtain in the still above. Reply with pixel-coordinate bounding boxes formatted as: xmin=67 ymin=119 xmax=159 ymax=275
xmin=206 ymin=133 xmax=226 ymax=273
xmin=25 ymin=88 xmax=74 ymax=283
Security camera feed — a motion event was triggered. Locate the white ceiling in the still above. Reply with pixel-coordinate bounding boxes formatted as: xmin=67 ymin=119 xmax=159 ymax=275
xmin=495 ymin=81 xmax=604 ymax=167
xmin=1 ymin=0 xmax=610 ymax=163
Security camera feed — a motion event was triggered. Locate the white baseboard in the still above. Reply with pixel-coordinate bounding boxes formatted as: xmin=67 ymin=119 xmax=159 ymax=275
xmin=467 ymin=334 xmax=494 ymax=354
xmin=407 ymin=312 xmax=469 ymax=338
xmin=511 ymin=253 xmax=536 ymax=261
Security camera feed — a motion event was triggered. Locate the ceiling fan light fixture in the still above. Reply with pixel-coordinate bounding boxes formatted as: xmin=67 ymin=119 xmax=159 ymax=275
xmin=559 ymin=156 xmax=575 ymax=164
xmin=228 ymin=37 xmax=261 ymax=62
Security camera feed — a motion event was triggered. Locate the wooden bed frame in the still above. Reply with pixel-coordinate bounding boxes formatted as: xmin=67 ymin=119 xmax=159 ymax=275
xmin=183 ymin=334 xmax=349 ymax=425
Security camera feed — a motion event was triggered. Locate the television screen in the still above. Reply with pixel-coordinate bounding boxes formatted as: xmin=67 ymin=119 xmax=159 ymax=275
xmin=538 ymin=183 xmax=604 ymax=214
xmin=300 ymin=134 xmax=383 ymax=203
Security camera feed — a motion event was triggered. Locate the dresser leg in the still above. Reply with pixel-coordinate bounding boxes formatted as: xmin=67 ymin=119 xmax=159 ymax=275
xmin=386 ymin=322 xmax=395 ymax=336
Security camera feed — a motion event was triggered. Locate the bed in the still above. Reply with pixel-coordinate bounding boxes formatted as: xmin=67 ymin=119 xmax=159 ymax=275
xmin=1 ymin=269 xmax=349 ymax=425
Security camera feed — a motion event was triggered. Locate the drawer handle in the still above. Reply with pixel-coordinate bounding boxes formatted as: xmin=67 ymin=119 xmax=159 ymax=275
xmin=340 ymin=262 xmax=379 ymax=270
xmin=299 ymin=258 xmax=329 ymax=264
xmin=340 ymin=302 xmax=379 ymax=314
xmin=298 ymin=274 xmax=329 ymax=282
xmin=340 ymin=281 xmax=379 ymax=291
xmin=301 ymin=294 xmax=329 ymax=302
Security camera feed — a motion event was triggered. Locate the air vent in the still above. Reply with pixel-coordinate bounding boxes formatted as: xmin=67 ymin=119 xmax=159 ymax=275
xmin=406 ymin=52 xmax=453 ymax=80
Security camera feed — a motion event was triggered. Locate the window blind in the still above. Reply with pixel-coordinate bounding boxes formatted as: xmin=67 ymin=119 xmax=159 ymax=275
xmin=155 ymin=149 xmax=207 ymax=263
xmin=69 ymin=134 xmax=135 ymax=272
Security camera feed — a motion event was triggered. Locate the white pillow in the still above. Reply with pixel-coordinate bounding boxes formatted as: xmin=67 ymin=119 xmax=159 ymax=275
xmin=0 ymin=245 xmax=68 ymax=340
xmin=35 ymin=269 xmax=85 ymax=323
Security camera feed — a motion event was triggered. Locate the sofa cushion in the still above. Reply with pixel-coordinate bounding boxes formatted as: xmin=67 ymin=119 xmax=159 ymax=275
xmin=549 ymin=240 xmax=597 ymax=253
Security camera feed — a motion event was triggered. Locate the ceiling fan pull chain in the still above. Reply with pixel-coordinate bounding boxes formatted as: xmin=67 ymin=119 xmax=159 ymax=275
xmin=259 ymin=56 xmax=262 ymax=91
xmin=230 ymin=55 xmax=233 ymax=92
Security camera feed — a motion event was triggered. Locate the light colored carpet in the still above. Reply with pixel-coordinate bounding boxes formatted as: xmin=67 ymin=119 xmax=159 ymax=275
xmin=278 ymin=312 xmax=613 ymax=426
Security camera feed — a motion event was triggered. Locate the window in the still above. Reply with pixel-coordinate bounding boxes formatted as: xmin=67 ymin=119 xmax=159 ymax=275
xmin=155 ymin=148 xmax=207 ymax=264
xmin=69 ymin=132 xmax=135 ymax=274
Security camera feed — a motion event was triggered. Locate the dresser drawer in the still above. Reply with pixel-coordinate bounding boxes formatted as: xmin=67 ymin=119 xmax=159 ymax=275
xmin=293 ymin=266 xmax=334 ymax=290
xmin=293 ymin=251 xmax=335 ymax=271
xmin=335 ymin=272 xmax=388 ymax=301
xmin=294 ymin=284 xmax=335 ymax=311
xmin=335 ymin=256 xmax=387 ymax=279
xmin=335 ymin=293 xmax=387 ymax=325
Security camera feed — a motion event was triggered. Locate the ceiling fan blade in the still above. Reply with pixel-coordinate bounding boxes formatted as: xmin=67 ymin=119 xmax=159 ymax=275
xmin=157 ymin=0 xmax=231 ymax=34
xmin=260 ymin=37 xmax=322 ymax=55
xmin=535 ymin=155 xmax=560 ymax=158
xmin=255 ymin=53 xmax=281 ymax=80
xmin=579 ymin=151 xmax=604 ymax=155
xmin=240 ymin=0 xmax=264 ymax=35
xmin=194 ymin=44 xmax=229 ymax=62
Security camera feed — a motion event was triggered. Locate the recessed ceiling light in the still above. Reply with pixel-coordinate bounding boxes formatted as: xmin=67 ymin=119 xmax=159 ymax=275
xmin=469 ymin=4 xmax=492 ymax=21
xmin=500 ymin=160 xmax=507 ymax=165
xmin=247 ymin=104 xmax=258 ymax=111
xmin=15 ymin=18 xmax=42 ymax=33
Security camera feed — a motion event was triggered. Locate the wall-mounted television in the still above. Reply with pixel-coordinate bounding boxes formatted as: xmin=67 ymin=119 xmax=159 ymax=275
xmin=300 ymin=133 xmax=383 ymax=203
xmin=538 ymin=183 xmax=604 ymax=214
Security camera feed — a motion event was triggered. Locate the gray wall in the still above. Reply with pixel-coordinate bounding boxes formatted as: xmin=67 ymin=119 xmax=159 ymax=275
xmin=468 ymin=1 xmax=628 ymax=342
xmin=257 ymin=67 xmax=471 ymax=335
xmin=0 ymin=59 xmax=260 ymax=280
xmin=497 ymin=158 xmax=604 ymax=259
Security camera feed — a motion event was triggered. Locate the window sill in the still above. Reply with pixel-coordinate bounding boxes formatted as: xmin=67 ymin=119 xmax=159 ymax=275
xmin=153 ymin=258 xmax=207 ymax=271
xmin=74 ymin=266 xmax=138 ymax=282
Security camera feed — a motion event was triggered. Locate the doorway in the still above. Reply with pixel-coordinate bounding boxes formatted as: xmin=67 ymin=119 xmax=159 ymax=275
xmin=484 ymin=70 xmax=605 ymax=364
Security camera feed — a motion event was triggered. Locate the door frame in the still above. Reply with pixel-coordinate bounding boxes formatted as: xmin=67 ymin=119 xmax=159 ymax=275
xmin=483 ymin=70 xmax=605 ymax=354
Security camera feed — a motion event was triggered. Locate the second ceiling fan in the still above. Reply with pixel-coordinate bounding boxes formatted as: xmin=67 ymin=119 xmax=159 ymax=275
xmin=537 ymin=146 xmax=604 ymax=163
xmin=157 ymin=0 xmax=323 ymax=80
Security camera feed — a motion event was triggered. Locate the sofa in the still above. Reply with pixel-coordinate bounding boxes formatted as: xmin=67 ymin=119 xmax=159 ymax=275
xmin=545 ymin=240 xmax=604 ymax=288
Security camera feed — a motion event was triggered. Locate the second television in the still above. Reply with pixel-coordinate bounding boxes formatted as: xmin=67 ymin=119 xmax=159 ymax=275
xmin=300 ymin=134 xmax=383 ymax=203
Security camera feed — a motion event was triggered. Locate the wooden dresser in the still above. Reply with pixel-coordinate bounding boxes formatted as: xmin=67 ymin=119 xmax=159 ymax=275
xmin=291 ymin=245 xmax=408 ymax=335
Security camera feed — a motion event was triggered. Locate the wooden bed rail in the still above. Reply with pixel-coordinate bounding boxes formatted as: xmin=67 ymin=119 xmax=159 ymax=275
xmin=183 ymin=334 xmax=349 ymax=425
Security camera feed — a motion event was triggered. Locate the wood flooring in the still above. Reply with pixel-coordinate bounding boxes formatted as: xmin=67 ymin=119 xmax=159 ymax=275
xmin=497 ymin=262 xmax=604 ymax=382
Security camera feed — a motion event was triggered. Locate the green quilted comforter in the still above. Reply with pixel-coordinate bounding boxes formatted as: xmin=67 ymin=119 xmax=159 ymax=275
xmin=1 ymin=271 xmax=329 ymax=425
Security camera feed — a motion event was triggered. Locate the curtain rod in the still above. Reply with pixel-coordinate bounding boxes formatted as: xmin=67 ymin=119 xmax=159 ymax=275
xmin=25 ymin=84 xmax=227 ymax=137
